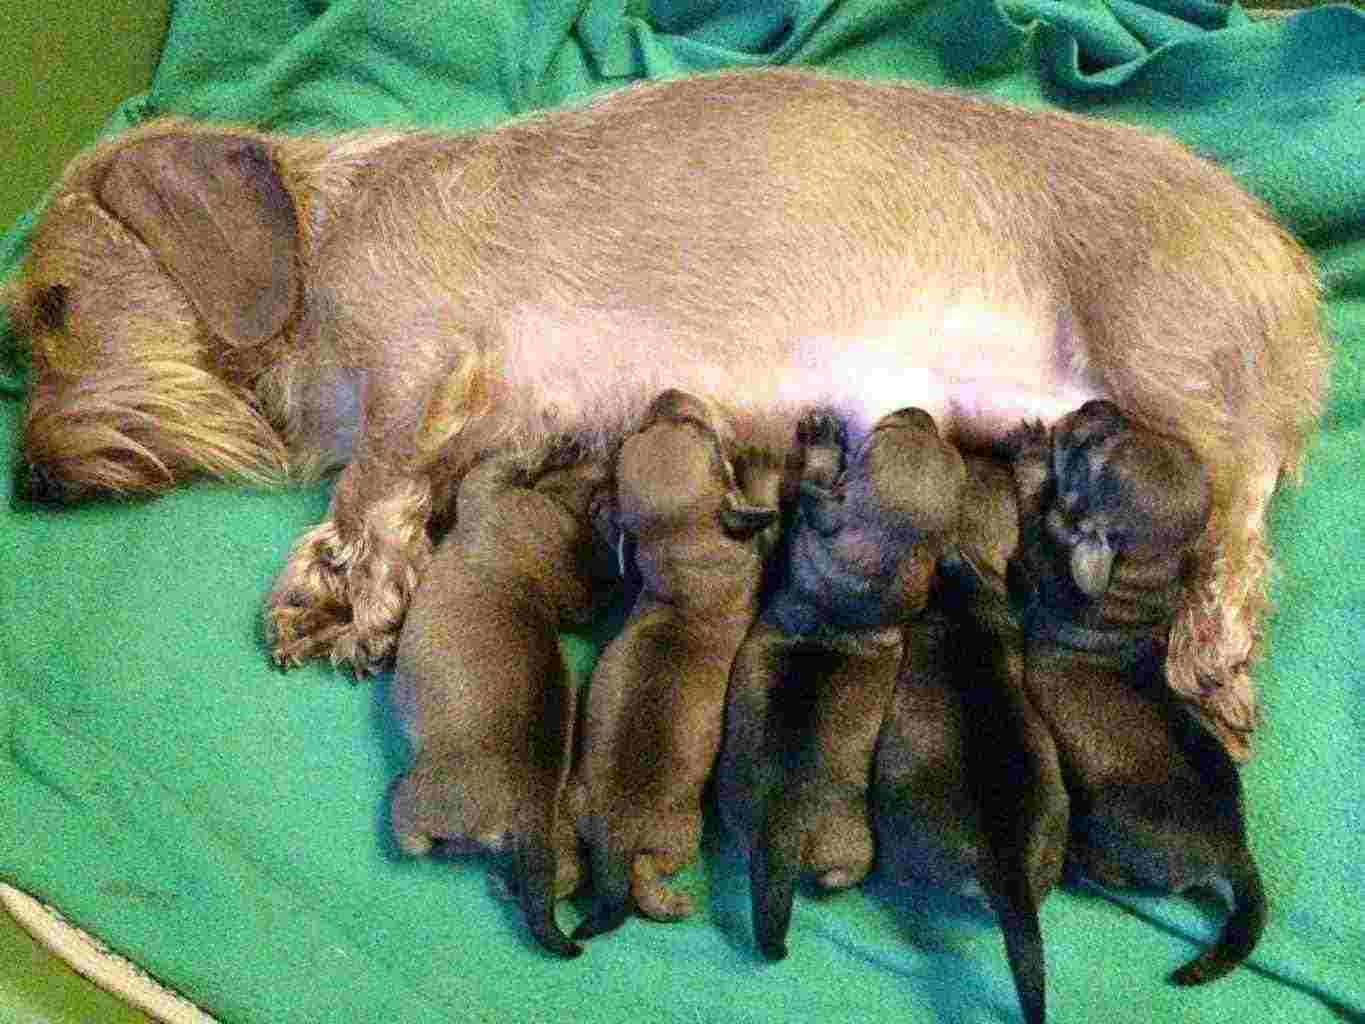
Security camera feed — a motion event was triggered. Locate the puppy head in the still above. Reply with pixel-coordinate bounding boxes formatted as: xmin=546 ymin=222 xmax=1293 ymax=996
xmin=794 ymin=407 xmax=966 ymax=624
xmin=1048 ymin=400 xmax=1212 ymax=599
xmin=10 ymin=126 xmax=300 ymax=503
xmin=614 ymin=389 xmax=778 ymax=544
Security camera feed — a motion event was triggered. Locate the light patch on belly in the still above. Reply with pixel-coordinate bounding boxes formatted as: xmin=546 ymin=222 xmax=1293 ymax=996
xmin=785 ymin=302 xmax=1104 ymax=444
xmin=496 ymin=296 xmax=1103 ymax=447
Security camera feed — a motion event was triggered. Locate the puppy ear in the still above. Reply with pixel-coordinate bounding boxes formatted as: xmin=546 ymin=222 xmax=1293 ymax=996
xmin=1070 ymin=534 xmax=1115 ymax=598
xmin=720 ymin=491 xmax=780 ymax=539
xmin=97 ymin=132 xmax=299 ymax=348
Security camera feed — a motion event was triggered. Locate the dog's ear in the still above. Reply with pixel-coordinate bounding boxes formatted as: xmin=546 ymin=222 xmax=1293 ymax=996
xmin=1069 ymin=532 xmax=1115 ymax=598
xmin=719 ymin=491 xmax=780 ymax=539
xmin=97 ymin=132 xmax=299 ymax=348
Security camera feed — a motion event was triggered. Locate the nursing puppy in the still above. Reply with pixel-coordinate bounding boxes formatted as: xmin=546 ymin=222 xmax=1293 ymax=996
xmin=1009 ymin=401 xmax=1267 ymax=985
xmin=7 ymin=68 xmax=1328 ymax=758
xmin=872 ymin=455 xmax=1067 ymax=1024
xmin=388 ymin=448 xmax=614 ymax=958
xmin=571 ymin=389 xmax=781 ymax=940
xmin=718 ymin=408 xmax=965 ymax=960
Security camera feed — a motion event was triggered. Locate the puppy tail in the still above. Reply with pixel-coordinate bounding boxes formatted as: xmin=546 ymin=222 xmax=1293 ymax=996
xmin=513 ymin=834 xmax=582 ymax=959
xmin=570 ymin=817 xmax=633 ymax=941
xmin=986 ymin=878 xmax=1047 ymax=1024
xmin=750 ymin=815 xmax=804 ymax=961
xmin=1170 ymin=854 xmax=1267 ymax=986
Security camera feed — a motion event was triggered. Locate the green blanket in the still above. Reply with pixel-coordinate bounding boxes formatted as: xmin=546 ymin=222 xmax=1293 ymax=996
xmin=3 ymin=2 xmax=1363 ymax=1021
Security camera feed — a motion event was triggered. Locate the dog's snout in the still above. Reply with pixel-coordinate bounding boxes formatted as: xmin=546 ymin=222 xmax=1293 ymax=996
xmin=13 ymin=460 xmax=68 ymax=507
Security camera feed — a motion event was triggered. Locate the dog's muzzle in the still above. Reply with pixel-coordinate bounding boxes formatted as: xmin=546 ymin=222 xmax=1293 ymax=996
xmin=12 ymin=459 xmax=72 ymax=507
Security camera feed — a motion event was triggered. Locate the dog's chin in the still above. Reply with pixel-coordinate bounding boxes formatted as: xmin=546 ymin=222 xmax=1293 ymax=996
xmin=18 ymin=362 xmax=293 ymax=506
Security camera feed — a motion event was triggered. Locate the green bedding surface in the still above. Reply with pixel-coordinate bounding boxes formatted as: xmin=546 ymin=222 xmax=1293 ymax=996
xmin=2 ymin=1 xmax=1364 ymax=1021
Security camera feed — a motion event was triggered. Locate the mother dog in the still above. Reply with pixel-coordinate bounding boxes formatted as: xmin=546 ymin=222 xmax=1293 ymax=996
xmin=6 ymin=68 xmax=1327 ymax=756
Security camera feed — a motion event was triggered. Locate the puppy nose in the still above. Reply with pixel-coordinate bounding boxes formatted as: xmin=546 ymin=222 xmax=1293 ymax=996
xmin=12 ymin=460 xmax=67 ymax=506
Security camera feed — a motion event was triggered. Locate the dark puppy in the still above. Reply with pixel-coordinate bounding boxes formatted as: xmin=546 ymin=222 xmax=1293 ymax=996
xmin=872 ymin=455 xmax=1067 ymax=1024
xmin=1009 ymin=400 xmax=1266 ymax=985
xmin=389 ymin=448 xmax=614 ymax=958
xmin=572 ymin=390 xmax=781 ymax=939
xmin=718 ymin=408 xmax=966 ymax=960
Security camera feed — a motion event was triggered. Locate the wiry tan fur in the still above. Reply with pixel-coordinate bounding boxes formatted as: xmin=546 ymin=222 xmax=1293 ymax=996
xmin=7 ymin=69 xmax=1329 ymax=758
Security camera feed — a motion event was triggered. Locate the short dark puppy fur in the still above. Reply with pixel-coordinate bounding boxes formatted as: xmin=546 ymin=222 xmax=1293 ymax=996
xmin=1008 ymin=400 xmax=1267 ymax=986
xmin=572 ymin=389 xmax=782 ymax=940
xmin=872 ymin=454 xmax=1067 ymax=1024
xmin=389 ymin=448 xmax=615 ymax=958
xmin=718 ymin=407 xmax=965 ymax=960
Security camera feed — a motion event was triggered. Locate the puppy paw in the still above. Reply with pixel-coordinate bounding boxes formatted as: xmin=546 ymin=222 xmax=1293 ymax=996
xmin=814 ymin=866 xmax=866 ymax=892
xmin=631 ymin=854 xmax=695 ymax=922
xmin=633 ymin=881 xmax=694 ymax=922
xmin=1003 ymin=419 xmax=1050 ymax=466
xmin=796 ymin=409 xmax=847 ymax=490
xmin=796 ymin=408 xmax=848 ymax=452
xmin=1002 ymin=419 xmax=1052 ymax=511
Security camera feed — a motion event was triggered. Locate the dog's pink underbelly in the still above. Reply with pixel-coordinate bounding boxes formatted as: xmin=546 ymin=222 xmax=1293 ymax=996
xmin=498 ymin=299 xmax=1105 ymax=450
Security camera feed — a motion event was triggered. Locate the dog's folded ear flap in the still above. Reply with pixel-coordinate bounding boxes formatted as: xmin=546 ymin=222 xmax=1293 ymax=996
xmin=720 ymin=491 xmax=780 ymax=540
xmin=1070 ymin=533 xmax=1115 ymax=598
xmin=97 ymin=132 xmax=299 ymax=348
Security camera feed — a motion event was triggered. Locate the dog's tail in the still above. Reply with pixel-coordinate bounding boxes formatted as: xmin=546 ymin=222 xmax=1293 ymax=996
xmin=571 ymin=815 xmax=634 ymax=941
xmin=512 ymin=826 xmax=582 ymax=959
xmin=750 ymin=812 xmax=804 ymax=961
xmin=986 ymin=873 xmax=1047 ymax=1024
xmin=1170 ymin=852 xmax=1267 ymax=986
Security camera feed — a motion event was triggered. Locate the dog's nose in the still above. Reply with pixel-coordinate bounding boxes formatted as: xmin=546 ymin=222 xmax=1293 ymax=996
xmin=12 ymin=460 xmax=67 ymax=507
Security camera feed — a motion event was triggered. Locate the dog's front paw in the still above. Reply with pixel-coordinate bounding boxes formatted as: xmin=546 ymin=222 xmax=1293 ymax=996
xmin=268 ymin=599 xmax=356 ymax=670
xmin=1003 ymin=419 xmax=1051 ymax=504
xmin=266 ymin=522 xmax=354 ymax=670
xmin=265 ymin=519 xmax=419 ymax=675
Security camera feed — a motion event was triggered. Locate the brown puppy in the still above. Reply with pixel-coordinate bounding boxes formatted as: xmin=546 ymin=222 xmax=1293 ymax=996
xmin=1008 ymin=400 xmax=1267 ymax=986
xmin=872 ymin=455 xmax=1066 ymax=1024
xmin=571 ymin=389 xmax=781 ymax=940
xmin=389 ymin=448 xmax=614 ymax=958
xmin=8 ymin=69 xmax=1328 ymax=757
xmin=718 ymin=407 xmax=966 ymax=960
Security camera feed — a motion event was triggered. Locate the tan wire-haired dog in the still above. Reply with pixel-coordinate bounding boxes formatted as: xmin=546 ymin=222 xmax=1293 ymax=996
xmin=389 ymin=448 xmax=615 ymax=958
xmin=570 ymin=389 xmax=782 ymax=940
xmin=6 ymin=68 xmax=1328 ymax=758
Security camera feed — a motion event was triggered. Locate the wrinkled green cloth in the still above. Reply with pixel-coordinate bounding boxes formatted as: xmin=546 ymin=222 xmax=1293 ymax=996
xmin=2 ymin=2 xmax=1363 ymax=1021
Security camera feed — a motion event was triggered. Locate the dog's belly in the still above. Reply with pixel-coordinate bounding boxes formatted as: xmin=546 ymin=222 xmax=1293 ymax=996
xmin=498 ymin=297 xmax=1104 ymax=450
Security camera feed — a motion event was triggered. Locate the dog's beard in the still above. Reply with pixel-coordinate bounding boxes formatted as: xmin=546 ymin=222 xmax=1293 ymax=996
xmin=22 ymin=359 xmax=290 ymax=499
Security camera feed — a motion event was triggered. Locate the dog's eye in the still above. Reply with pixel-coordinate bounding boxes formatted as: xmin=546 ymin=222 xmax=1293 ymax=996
xmin=32 ymin=284 xmax=69 ymax=333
